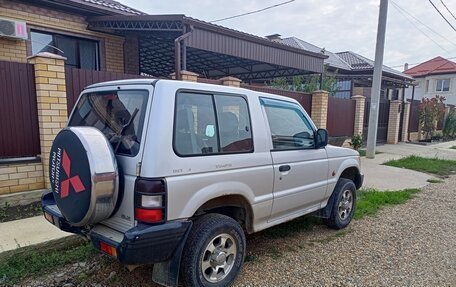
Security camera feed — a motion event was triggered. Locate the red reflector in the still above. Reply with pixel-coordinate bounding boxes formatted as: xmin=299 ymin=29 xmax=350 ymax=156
xmin=44 ymin=212 xmax=54 ymax=224
xmin=100 ymin=241 xmax=117 ymax=257
xmin=135 ymin=208 xmax=163 ymax=223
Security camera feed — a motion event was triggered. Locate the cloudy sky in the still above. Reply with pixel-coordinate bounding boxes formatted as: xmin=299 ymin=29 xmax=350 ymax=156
xmin=120 ymin=0 xmax=456 ymax=70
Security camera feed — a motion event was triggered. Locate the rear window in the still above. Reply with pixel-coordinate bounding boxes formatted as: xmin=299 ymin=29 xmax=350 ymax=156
xmin=68 ymin=90 xmax=148 ymax=156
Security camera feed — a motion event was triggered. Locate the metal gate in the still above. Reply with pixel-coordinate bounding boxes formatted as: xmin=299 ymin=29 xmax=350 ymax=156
xmin=363 ymin=99 xmax=390 ymax=143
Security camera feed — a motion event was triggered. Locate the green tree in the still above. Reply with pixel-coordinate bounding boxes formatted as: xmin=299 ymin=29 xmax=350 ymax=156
xmin=419 ymin=95 xmax=446 ymax=140
xmin=270 ymin=65 xmax=339 ymax=95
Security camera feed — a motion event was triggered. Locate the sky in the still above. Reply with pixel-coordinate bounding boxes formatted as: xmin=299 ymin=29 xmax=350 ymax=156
xmin=120 ymin=0 xmax=456 ymax=71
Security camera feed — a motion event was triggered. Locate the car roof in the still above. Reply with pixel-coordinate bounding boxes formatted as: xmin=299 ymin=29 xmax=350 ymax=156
xmin=85 ymin=78 xmax=302 ymax=107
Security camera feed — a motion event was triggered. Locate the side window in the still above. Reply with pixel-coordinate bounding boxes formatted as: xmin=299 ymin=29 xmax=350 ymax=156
xmin=174 ymin=92 xmax=253 ymax=156
xmin=262 ymin=98 xmax=315 ymax=150
xmin=215 ymin=95 xmax=253 ymax=153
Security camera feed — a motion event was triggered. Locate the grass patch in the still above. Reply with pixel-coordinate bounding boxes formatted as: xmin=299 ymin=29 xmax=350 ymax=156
xmin=354 ymin=188 xmax=420 ymax=220
xmin=427 ymin=178 xmax=445 ymax=183
xmin=384 ymin=155 xmax=456 ymax=177
xmin=450 ymin=146 xmax=456 ymax=150
xmin=263 ymin=215 xmax=321 ymax=239
xmin=358 ymin=149 xmax=381 ymax=157
xmin=0 ymin=242 xmax=96 ymax=285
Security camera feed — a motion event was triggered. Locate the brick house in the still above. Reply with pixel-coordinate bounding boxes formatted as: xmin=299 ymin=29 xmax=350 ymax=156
xmin=0 ymin=0 xmax=143 ymax=72
xmin=0 ymin=0 xmax=143 ymax=195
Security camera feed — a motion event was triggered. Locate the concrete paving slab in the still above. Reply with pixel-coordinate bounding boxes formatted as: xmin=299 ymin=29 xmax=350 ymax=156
xmin=0 ymin=216 xmax=70 ymax=253
xmin=361 ymin=157 xmax=432 ymax=190
xmin=376 ymin=141 xmax=456 ymax=160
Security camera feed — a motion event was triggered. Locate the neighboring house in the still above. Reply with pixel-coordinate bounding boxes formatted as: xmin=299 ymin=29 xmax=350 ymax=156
xmin=404 ymin=56 xmax=456 ymax=105
xmin=0 ymin=0 xmax=144 ymax=72
xmin=275 ymin=36 xmax=414 ymax=99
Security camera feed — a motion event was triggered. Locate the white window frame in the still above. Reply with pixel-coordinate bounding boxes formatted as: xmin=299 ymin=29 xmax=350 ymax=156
xmin=436 ymin=79 xmax=450 ymax=92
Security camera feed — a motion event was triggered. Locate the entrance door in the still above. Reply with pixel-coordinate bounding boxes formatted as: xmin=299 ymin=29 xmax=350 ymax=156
xmin=260 ymin=98 xmax=329 ymax=221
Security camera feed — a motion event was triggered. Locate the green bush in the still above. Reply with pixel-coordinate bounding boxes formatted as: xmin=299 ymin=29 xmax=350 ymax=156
xmin=443 ymin=109 xmax=456 ymax=139
xmin=349 ymin=134 xmax=363 ymax=151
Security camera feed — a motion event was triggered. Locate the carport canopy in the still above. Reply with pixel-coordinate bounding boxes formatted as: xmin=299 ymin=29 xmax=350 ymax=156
xmin=88 ymin=15 xmax=327 ymax=81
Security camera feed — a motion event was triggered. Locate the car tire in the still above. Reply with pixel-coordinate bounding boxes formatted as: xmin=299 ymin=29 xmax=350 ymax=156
xmin=324 ymin=178 xmax=357 ymax=230
xmin=180 ymin=213 xmax=246 ymax=287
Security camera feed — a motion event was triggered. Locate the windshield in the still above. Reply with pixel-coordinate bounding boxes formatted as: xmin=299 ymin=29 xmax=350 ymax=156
xmin=68 ymin=90 xmax=148 ymax=156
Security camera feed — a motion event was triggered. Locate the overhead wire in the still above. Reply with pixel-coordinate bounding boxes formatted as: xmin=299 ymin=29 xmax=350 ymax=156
xmin=210 ymin=0 xmax=295 ymax=23
xmin=390 ymin=1 xmax=450 ymax=52
xmin=439 ymin=0 xmax=456 ymax=21
xmin=428 ymin=0 xmax=456 ymax=32
xmin=390 ymin=0 xmax=456 ymax=47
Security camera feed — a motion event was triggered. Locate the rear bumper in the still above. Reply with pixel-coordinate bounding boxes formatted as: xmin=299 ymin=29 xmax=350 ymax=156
xmin=41 ymin=191 xmax=191 ymax=265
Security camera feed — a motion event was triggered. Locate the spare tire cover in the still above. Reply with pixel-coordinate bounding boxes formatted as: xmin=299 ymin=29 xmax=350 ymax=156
xmin=49 ymin=127 xmax=118 ymax=226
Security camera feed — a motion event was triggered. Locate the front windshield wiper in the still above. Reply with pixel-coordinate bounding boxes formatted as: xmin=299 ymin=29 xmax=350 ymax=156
xmin=113 ymin=108 xmax=139 ymax=153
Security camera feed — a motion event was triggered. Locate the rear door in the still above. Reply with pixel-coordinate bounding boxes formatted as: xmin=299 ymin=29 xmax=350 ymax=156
xmin=260 ymin=98 xmax=329 ymax=221
xmin=68 ymin=85 xmax=153 ymax=232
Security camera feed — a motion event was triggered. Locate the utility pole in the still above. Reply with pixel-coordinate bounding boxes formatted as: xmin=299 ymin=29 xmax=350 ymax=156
xmin=366 ymin=0 xmax=388 ymax=158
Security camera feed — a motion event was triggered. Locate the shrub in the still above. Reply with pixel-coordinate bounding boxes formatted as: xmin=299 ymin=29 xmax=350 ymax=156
xmin=349 ymin=134 xmax=363 ymax=150
xmin=419 ymin=95 xmax=445 ymax=140
xmin=443 ymin=109 xmax=456 ymax=139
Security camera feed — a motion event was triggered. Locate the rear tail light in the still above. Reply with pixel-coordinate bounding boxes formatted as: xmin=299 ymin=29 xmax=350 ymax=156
xmin=134 ymin=178 xmax=166 ymax=224
xmin=100 ymin=241 xmax=117 ymax=257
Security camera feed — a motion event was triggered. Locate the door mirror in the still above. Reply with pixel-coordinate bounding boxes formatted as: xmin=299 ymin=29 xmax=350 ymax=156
xmin=315 ymin=129 xmax=328 ymax=148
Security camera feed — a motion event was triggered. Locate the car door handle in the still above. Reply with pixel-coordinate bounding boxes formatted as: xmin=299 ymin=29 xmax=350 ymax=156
xmin=279 ymin=165 xmax=291 ymax=172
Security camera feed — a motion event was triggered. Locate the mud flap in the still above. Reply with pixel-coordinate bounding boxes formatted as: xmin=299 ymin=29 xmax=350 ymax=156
xmin=152 ymin=221 xmax=193 ymax=287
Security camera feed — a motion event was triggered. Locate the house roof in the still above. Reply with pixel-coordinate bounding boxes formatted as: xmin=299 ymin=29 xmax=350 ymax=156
xmin=280 ymin=37 xmax=352 ymax=70
xmin=27 ymin=0 xmax=144 ymax=16
xmin=404 ymin=56 xmax=456 ymax=77
xmin=278 ymin=37 xmax=413 ymax=81
xmin=336 ymin=51 xmax=414 ymax=80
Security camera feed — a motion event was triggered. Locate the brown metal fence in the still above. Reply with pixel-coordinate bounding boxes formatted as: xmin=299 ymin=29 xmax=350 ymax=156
xmin=326 ymin=97 xmax=355 ymax=137
xmin=408 ymin=100 xmax=420 ymax=133
xmin=363 ymin=99 xmax=390 ymax=142
xmin=0 ymin=61 xmax=40 ymax=158
xmin=65 ymin=67 xmax=151 ymax=113
xmin=240 ymin=84 xmax=312 ymax=115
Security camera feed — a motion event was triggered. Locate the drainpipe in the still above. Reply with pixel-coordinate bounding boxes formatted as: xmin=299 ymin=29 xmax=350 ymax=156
xmin=174 ymin=25 xmax=194 ymax=80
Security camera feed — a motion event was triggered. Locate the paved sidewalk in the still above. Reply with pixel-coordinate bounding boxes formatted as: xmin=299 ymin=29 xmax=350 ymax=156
xmin=1 ymin=141 xmax=454 ymax=256
xmin=0 ymin=215 xmax=70 ymax=253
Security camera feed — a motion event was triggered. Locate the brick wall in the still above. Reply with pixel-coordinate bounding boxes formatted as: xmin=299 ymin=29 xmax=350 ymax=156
xmin=0 ymin=0 xmax=125 ymax=72
xmin=0 ymin=162 xmax=44 ymax=194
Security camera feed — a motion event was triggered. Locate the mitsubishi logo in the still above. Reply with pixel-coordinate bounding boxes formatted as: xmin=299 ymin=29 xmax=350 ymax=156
xmin=60 ymin=149 xmax=85 ymax=198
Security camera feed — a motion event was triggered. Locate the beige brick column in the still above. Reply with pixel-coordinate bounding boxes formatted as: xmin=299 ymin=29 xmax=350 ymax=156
xmin=387 ymin=100 xmax=402 ymax=144
xmin=311 ymin=90 xmax=329 ymax=129
xmin=401 ymin=101 xmax=411 ymax=142
xmin=170 ymin=70 xmax=199 ymax=82
xmin=352 ymin=95 xmax=366 ymax=136
xmin=220 ymin=76 xmax=242 ymax=88
xmin=28 ymin=52 xmax=68 ymax=189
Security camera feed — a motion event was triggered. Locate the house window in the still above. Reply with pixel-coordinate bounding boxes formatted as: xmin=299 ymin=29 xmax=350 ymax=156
xmin=436 ymin=79 xmax=450 ymax=92
xmin=31 ymin=31 xmax=99 ymax=70
xmin=425 ymin=80 xmax=429 ymax=93
xmin=334 ymin=79 xmax=352 ymax=99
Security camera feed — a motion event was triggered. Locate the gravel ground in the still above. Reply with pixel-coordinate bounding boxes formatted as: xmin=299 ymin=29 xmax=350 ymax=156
xmin=13 ymin=177 xmax=456 ymax=287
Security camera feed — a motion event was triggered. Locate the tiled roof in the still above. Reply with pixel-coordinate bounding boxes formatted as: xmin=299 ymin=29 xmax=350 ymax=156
xmin=69 ymin=0 xmax=144 ymax=15
xmin=278 ymin=37 xmax=412 ymax=80
xmin=336 ymin=51 xmax=414 ymax=80
xmin=404 ymin=56 xmax=456 ymax=77
xmin=280 ymin=37 xmax=351 ymax=70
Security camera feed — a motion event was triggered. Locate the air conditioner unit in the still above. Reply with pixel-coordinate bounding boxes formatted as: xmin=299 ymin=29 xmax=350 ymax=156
xmin=0 ymin=18 xmax=27 ymax=40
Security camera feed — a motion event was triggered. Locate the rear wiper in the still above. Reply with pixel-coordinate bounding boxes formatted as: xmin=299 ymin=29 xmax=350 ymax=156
xmin=113 ymin=108 xmax=139 ymax=153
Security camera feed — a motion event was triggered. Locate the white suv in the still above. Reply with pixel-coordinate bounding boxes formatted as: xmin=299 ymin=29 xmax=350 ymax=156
xmin=42 ymin=79 xmax=363 ymax=287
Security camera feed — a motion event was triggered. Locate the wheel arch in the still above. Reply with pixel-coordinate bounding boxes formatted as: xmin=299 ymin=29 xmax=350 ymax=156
xmin=339 ymin=166 xmax=362 ymax=189
xmin=193 ymin=194 xmax=254 ymax=234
